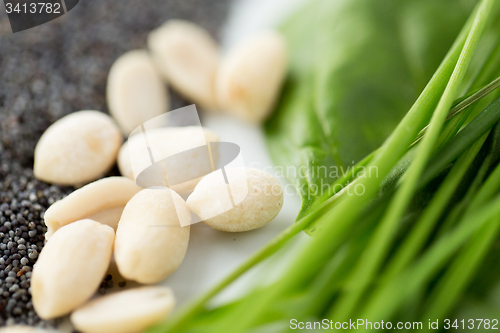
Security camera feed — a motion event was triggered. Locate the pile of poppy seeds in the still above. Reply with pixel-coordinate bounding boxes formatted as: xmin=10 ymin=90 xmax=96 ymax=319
xmin=0 ymin=0 xmax=228 ymax=327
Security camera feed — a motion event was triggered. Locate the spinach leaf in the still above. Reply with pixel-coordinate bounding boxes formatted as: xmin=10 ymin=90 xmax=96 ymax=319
xmin=265 ymin=0 xmax=477 ymax=221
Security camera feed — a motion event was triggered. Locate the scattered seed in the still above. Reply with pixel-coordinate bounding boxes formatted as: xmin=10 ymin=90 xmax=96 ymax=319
xmin=107 ymin=50 xmax=169 ymax=135
xmin=71 ymin=286 xmax=176 ymax=333
xmin=187 ymin=168 xmax=283 ymax=232
xmin=115 ymin=188 xmax=190 ymax=284
xmin=43 ymin=177 xmax=141 ymax=239
xmin=148 ymin=20 xmax=219 ymax=110
xmin=216 ymin=31 xmax=288 ymax=123
xmin=33 ymin=111 xmax=122 ymax=186
xmin=117 ymin=126 xmax=219 ymax=195
xmin=31 ymin=220 xmax=115 ymax=319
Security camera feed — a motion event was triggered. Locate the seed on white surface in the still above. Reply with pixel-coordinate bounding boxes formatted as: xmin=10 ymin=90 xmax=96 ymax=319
xmin=107 ymin=50 xmax=169 ymax=135
xmin=114 ymin=188 xmax=191 ymax=284
xmin=187 ymin=168 xmax=283 ymax=232
xmin=148 ymin=20 xmax=219 ymax=110
xmin=70 ymin=286 xmax=175 ymax=333
xmin=33 ymin=111 xmax=122 ymax=186
xmin=43 ymin=177 xmax=141 ymax=240
xmin=216 ymin=31 xmax=287 ymax=123
xmin=117 ymin=126 xmax=219 ymax=195
xmin=31 ymin=220 xmax=115 ymax=319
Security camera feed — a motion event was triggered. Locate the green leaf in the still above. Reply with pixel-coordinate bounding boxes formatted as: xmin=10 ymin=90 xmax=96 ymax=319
xmin=265 ymin=0 xmax=477 ymax=220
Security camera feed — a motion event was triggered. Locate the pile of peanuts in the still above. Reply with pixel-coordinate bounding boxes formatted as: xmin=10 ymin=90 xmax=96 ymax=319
xmin=24 ymin=20 xmax=286 ymax=333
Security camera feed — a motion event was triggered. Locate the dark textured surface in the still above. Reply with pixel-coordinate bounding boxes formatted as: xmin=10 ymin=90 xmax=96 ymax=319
xmin=0 ymin=0 xmax=229 ymax=327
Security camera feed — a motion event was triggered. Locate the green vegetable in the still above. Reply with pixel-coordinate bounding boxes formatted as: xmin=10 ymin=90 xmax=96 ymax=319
xmin=265 ymin=0 xmax=478 ymax=221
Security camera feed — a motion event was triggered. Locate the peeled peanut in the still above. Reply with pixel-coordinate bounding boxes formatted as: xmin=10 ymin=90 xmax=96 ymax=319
xmin=44 ymin=177 xmax=141 ymax=240
xmin=107 ymin=50 xmax=169 ymax=135
xmin=118 ymin=126 xmax=219 ymax=194
xmin=115 ymin=188 xmax=191 ymax=284
xmin=216 ymin=31 xmax=287 ymax=123
xmin=187 ymin=168 xmax=283 ymax=232
xmin=71 ymin=286 xmax=175 ymax=333
xmin=148 ymin=20 xmax=219 ymax=110
xmin=34 ymin=111 xmax=122 ymax=186
xmin=32 ymin=220 xmax=114 ymax=319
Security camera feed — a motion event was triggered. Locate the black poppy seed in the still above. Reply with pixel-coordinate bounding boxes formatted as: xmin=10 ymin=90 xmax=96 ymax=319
xmin=27 ymin=250 xmax=37 ymax=260
xmin=9 ymin=284 xmax=20 ymax=293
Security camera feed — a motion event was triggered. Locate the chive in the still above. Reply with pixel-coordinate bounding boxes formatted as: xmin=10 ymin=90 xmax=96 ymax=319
xmin=424 ymin=97 xmax=500 ymax=181
xmin=411 ymin=76 xmax=500 ymax=147
xmin=381 ymin=136 xmax=486 ymax=282
xmin=360 ymin=194 xmax=500 ymax=321
xmin=328 ymin=0 xmax=494 ymax=321
xmin=422 ymin=158 xmax=500 ymax=318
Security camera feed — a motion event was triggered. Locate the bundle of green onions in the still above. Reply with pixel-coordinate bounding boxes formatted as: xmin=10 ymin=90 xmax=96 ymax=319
xmin=151 ymin=0 xmax=500 ymax=331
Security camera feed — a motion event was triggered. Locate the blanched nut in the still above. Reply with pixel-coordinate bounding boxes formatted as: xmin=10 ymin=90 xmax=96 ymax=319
xmin=148 ymin=20 xmax=219 ymax=110
xmin=115 ymin=188 xmax=191 ymax=284
xmin=71 ymin=286 xmax=175 ymax=333
xmin=107 ymin=50 xmax=169 ymax=135
xmin=33 ymin=111 xmax=122 ymax=186
xmin=118 ymin=126 xmax=219 ymax=195
xmin=216 ymin=31 xmax=288 ymax=123
xmin=32 ymin=220 xmax=114 ymax=319
xmin=187 ymin=168 xmax=283 ymax=232
xmin=43 ymin=177 xmax=141 ymax=240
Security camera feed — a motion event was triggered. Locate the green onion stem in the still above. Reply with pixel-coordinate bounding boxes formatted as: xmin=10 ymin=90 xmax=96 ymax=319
xmin=328 ymin=0 xmax=493 ymax=321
